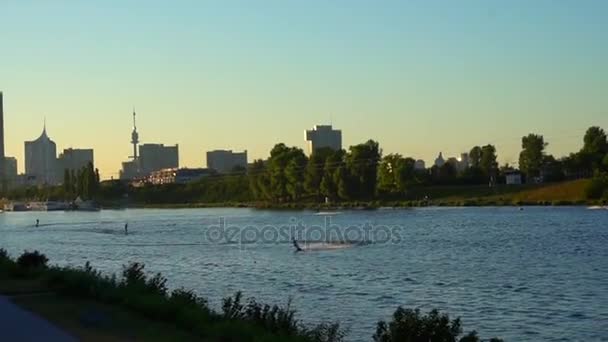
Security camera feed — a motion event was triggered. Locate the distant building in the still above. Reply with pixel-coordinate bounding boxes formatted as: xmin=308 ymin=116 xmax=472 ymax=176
xmin=57 ymin=148 xmax=94 ymax=174
xmin=3 ymin=156 xmax=17 ymax=184
xmin=120 ymin=160 xmax=139 ymax=180
xmin=148 ymin=168 xmax=214 ymax=185
xmin=0 ymin=92 xmax=5 ymax=185
xmin=139 ymin=143 xmax=179 ymax=175
xmin=414 ymin=159 xmax=426 ymax=170
xmin=305 ymin=125 xmax=342 ymax=154
xmin=505 ymin=171 xmax=522 ymax=185
xmin=25 ymin=125 xmax=58 ymax=185
xmin=434 ymin=152 xmax=445 ymax=167
xmin=206 ymin=150 xmax=247 ymax=173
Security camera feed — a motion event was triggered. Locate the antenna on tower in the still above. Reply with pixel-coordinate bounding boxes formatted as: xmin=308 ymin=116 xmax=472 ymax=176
xmin=132 ymin=107 xmax=137 ymax=128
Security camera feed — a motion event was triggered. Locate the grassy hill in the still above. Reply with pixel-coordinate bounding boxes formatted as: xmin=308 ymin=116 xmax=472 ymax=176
xmin=402 ymin=179 xmax=592 ymax=206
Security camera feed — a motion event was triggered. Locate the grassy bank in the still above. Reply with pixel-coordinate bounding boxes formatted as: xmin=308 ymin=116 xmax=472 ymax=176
xmin=125 ymin=179 xmax=603 ymax=210
xmin=0 ymin=249 xmax=502 ymax=342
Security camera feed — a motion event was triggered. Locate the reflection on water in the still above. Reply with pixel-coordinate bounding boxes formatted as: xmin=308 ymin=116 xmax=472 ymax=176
xmin=1 ymin=207 xmax=607 ymax=341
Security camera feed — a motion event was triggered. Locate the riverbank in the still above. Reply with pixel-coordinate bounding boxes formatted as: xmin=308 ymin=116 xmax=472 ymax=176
xmin=0 ymin=250 xmax=343 ymax=342
xmin=0 ymin=249 xmax=502 ymax=342
xmin=129 ymin=179 xmax=604 ymax=210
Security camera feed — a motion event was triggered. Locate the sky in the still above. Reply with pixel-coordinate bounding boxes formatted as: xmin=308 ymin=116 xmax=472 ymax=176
xmin=1 ymin=0 xmax=607 ymax=179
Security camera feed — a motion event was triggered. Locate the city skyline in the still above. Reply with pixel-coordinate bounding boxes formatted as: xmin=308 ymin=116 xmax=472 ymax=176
xmin=1 ymin=1 xmax=607 ymax=179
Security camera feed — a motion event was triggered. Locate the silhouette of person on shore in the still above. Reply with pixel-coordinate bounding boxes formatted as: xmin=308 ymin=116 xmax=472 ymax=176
xmin=35 ymin=219 xmax=39 ymax=227
xmin=124 ymin=223 xmax=128 ymax=235
xmin=292 ymin=238 xmax=303 ymax=252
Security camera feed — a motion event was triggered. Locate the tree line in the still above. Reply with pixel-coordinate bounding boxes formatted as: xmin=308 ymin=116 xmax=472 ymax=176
xmin=3 ymin=126 xmax=608 ymax=203
xmin=246 ymin=126 xmax=608 ymax=202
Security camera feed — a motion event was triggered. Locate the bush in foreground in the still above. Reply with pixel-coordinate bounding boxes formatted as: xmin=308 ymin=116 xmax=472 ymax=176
xmin=1 ymin=250 xmax=501 ymax=342
xmin=373 ymin=307 xmax=502 ymax=342
xmin=16 ymin=250 xmax=48 ymax=270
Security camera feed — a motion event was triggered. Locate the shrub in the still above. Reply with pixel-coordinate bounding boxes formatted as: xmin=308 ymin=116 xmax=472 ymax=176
xmin=0 ymin=249 xmax=9 ymax=262
xmin=585 ymin=174 xmax=608 ymax=199
xmin=16 ymin=250 xmax=48 ymax=270
xmin=372 ymin=307 xmax=501 ymax=342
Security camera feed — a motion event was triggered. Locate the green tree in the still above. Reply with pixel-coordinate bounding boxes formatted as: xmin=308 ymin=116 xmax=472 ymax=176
xmin=377 ymin=154 xmax=402 ymax=194
xmin=519 ymin=134 xmax=547 ymax=178
xmin=285 ymin=151 xmax=307 ymax=201
xmin=582 ymin=126 xmax=608 ymax=155
xmin=469 ymin=146 xmax=482 ymax=168
xmin=63 ymin=169 xmax=71 ymax=197
xmin=334 ymin=165 xmax=350 ymax=200
xmin=480 ymin=144 xmax=498 ymax=180
xmin=580 ymin=126 xmax=608 ymax=172
xmin=304 ymin=147 xmax=333 ymax=198
xmin=70 ymin=169 xmax=77 ymax=195
xmin=248 ymin=159 xmax=268 ymax=200
xmin=320 ymin=150 xmax=344 ymax=200
xmin=378 ymin=154 xmax=416 ymax=195
xmin=345 ymin=140 xmax=381 ymax=199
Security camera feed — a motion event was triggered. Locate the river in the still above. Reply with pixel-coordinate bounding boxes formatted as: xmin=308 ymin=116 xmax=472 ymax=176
xmin=1 ymin=207 xmax=607 ymax=341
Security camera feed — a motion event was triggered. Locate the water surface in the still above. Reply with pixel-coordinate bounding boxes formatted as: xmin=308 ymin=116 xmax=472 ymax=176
xmin=1 ymin=207 xmax=607 ymax=341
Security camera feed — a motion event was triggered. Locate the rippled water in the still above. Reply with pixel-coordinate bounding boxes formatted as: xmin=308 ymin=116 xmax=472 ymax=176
xmin=1 ymin=207 xmax=607 ymax=341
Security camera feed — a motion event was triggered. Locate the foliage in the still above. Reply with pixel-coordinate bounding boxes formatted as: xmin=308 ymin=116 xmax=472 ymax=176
xmin=304 ymin=147 xmax=334 ymax=199
xmin=519 ymin=134 xmax=547 ymax=178
xmin=62 ymin=161 xmax=101 ymax=200
xmin=0 ymin=249 xmax=504 ymax=342
xmin=584 ymin=173 xmax=608 ymax=199
xmin=373 ymin=307 xmax=501 ymax=342
xmin=378 ymin=154 xmax=418 ymax=195
xmin=16 ymin=250 xmax=48 ymax=270
xmin=345 ymin=140 xmax=381 ymax=199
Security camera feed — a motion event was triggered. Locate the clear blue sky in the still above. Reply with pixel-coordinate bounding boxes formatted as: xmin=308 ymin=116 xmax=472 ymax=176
xmin=1 ymin=0 xmax=607 ymax=178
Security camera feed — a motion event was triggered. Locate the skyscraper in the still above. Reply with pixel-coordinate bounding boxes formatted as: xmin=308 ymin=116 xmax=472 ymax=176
xmin=25 ymin=124 xmax=58 ymax=185
xmin=206 ymin=150 xmax=247 ymax=173
xmin=0 ymin=92 xmax=5 ymax=185
xmin=139 ymin=144 xmax=179 ymax=175
xmin=57 ymin=148 xmax=94 ymax=173
xmin=304 ymin=125 xmax=342 ymax=155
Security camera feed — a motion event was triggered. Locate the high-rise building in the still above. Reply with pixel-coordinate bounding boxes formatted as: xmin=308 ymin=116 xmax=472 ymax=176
xmin=304 ymin=125 xmax=342 ymax=154
xmin=206 ymin=150 xmax=247 ymax=173
xmin=25 ymin=124 xmax=58 ymax=185
xmin=57 ymin=148 xmax=94 ymax=173
xmin=120 ymin=160 xmax=139 ymax=180
xmin=0 ymin=92 xmax=5 ymax=185
xmin=139 ymin=143 xmax=179 ymax=175
xmin=3 ymin=156 xmax=17 ymax=183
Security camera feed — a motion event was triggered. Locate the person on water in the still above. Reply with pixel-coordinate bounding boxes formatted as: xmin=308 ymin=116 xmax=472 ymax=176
xmin=35 ymin=219 xmax=39 ymax=227
xmin=124 ymin=223 xmax=128 ymax=235
xmin=292 ymin=238 xmax=303 ymax=252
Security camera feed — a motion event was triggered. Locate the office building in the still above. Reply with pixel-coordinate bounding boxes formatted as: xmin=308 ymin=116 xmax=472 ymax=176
xmin=206 ymin=150 xmax=247 ymax=173
xmin=0 ymin=92 xmax=4 ymax=184
xmin=25 ymin=124 xmax=58 ymax=185
xmin=305 ymin=125 xmax=342 ymax=154
xmin=3 ymin=156 xmax=17 ymax=184
xmin=57 ymin=148 xmax=94 ymax=173
xmin=139 ymin=143 xmax=179 ymax=175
